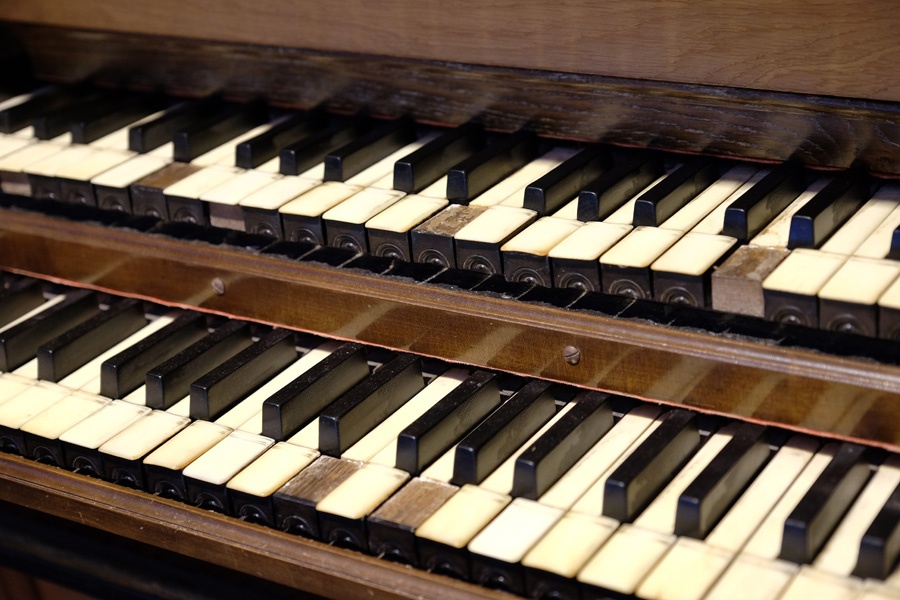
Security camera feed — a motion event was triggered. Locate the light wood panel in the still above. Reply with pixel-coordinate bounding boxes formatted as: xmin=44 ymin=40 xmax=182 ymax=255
xmin=1 ymin=0 xmax=899 ymax=102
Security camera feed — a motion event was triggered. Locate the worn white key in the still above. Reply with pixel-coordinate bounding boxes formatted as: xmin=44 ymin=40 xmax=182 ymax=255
xmin=600 ymin=226 xmax=683 ymax=269
xmin=468 ymin=497 xmax=564 ymax=564
xmin=365 ymin=195 xmax=448 ymax=233
xmin=547 ymin=220 xmax=633 ymax=263
xmin=347 ymin=134 xmax=438 ymax=188
xmin=0 ymin=383 xmax=72 ymax=429
xmin=216 ymin=341 xmax=340 ymax=432
xmin=521 ymin=511 xmax=619 ymax=578
xmin=474 ymin=147 xmax=575 ymax=208
xmin=660 ymin=164 xmax=759 ymax=232
xmin=19 ymin=392 xmax=109 ymax=442
xmin=227 ymin=442 xmax=319 ymax=497
xmin=577 ymin=524 xmax=675 ymax=594
xmin=321 ymin=187 xmax=406 ymax=225
xmin=58 ymin=400 xmax=151 ymax=450
xmin=278 ymin=182 xmax=362 ymax=219
xmin=416 ymin=484 xmax=511 ymax=549
xmin=749 ymin=177 xmax=829 ymax=248
xmin=359 ymin=369 xmax=470 ymax=466
xmin=820 ymin=186 xmax=900 ymax=255
xmin=239 ymin=176 xmax=319 ymax=211
xmin=819 ymin=257 xmax=900 ymax=305
xmin=90 ymin=153 xmax=171 ymax=189
xmin=692 ymin=168 xmax=771 ymax=235
xmin=143 ymin=420 xmax=232 ymax=471
xmin=762 ymin=248 xmax=847 ymax=298
xmin=854 ymin=200 xmax=900 ymax=259
xmin=98 ymin=410 xmax=190 ymax=461
xmin=500 ymin=216 xmax=582 ymax=257
xmin=316 ymin=463 xmax=410 ymax=520
xmin=539 ymin=404 xmax=663 ymax=510
xmin=59 ymin=313 xmax=178 ymax=394
xmin=650 ymin=232 xmax=737 ymax=277
xmin=455 ymin=205 xmax=536 ymax=244
xmin=604 ymin=169 xmax=674 ymax=226
xmin=182 ymin=430 xmax=274 ymax=485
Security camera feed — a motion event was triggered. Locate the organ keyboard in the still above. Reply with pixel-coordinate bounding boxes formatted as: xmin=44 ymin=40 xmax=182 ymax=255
xmin=0 ymin=2 xmax=900 ymax=599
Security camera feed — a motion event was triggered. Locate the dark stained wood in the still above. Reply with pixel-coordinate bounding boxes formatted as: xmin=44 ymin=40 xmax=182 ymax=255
xmin=0 ymin=452 xmax=507 ymax=600
xmin=4 ymin=25 xmax=900 ymax=175
xmin=0 ymin=208 xmax=899 ymax=449
xmin=2 ymin=1 xmax=900 ymax=104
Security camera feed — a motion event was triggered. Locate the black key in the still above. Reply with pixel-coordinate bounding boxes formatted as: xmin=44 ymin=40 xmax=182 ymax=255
xmin=0 ymin=289 xmax=100 ymax=372
xmin=452 ymin=380 xmax=556 ymax=486
xmin=0 ymin=86 xmax=85 ymax=134
xmin=395 ymin=370 xmax=501 ymax=475
xmin=603 ymin=409 xmax=701 ymax=522
xmin=70 ymin=94 xmax=166 ymax=144
xmin=722 ymin=162 xmax=808 ymax=243
xmin=279 ymin=116 xmax=372 ymax=176
xmin=325 ymin=117 xmax=417 ymax=182
xmin=128 ymin=96 xmax=225 ymax=154
xmin=144 ymin=320 xmax=253 ymax=410
xmin=577 ymin=152 xmax=666 ymax=221
xmin=854 ymin=480 xmax=900 ymax=579
xmin=523 ymin=146 xmax=612 ymax=216
xmin=512 ymin=391 xmax=614 ymax=499
xmin=318 ymin=353 xmax=424 ymax=456
xmin=236 ymin=108 xmax=327 ymax=170
xmin=788 ymin=172 xmax=871 ymax=249
xmin=36 ymin=298 xmax=147 ymax=382
xmin=675 ymin=422 xmax=770 ymax=538
xmin=780 ymin=442 xmax=871 ymax=564
xmin=189 ymin=329 xmax=297 ymax=421
xmin=32 ymin=91 xmax=130 ymax=140
xmin=393 ymin=122 xmax=485 ymax=193
xmin=172 ymin=100 xmax=268 ymax=163
xmin=890 ymin=226 xmax=900 ymax=261
xmin=261 ymin=343 xmax=370 ymax=441
xmin=632 ymin=157 xmax=722 ymax=226
xmin=446 ymin=129 xmax=539 ymax=204
xmin=0 ymin=278 xmax=45 ymax=328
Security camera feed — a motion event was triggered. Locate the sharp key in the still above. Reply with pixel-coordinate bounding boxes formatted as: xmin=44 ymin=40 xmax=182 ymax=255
xmin=393 ymin=121 xmax=485 ymax=193
xmin=279 ymin=115 xmax=372 ymax=176
xmin=603 ymin=408 xmax=701 ymax=523
xmin=780 ymin=442 xmax=871 ymax=564
xmin=128 ymin=96 xmax=225 ymax=154
xmin=325 ymin=117 xmax=417 ymax=182
xmin=172 ymin=100 xmax=268 ymax=162
xmin=32 ymin=91 xmax=130 ymax=140
xmin=576 ymin=151 xmax=665 ymax=221
xmin=722 ymin=161 xmax=808 ymax=243
xmin=235 ymin=108 xmax=328 ymax=170
xmin=190 ymin=329 xmax=297 ymax=421
xmin=855 ymin=476 xmax=900 ymax=579
xmin=632 ymin=157 xmax=722 ymax=226
xmin=788 ymin=171 xmax=871 ymax=249
xmin=70 ymin=94 xmax=167 ymax=145
xmin=523 ymin=146 xmax=612 ymax=216
xmin=260 ymin=342 xmax=369 ymax=441
xmin=446 ymin=129 xmax=539 ymax=204
xmin=0 ymin=86 xmax=85 ymax=134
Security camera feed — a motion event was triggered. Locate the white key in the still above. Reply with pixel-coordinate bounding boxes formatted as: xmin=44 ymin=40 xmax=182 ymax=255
xmin=416 ymin=484 xmax=510 ymax=549
xmin=820 ymin=186 xmax=900 ymax=255
xmin=346 ymin=134 xmax=438 ymax=188
xmin=200 ymin=169 xmax=280 ymax=206
xmin=54 ymin=148 xmax=135 ymax=183
xmin=779 ymin=567 xmax=863 ymax=600
xmin=143 ymin=420 xmax=232 ymax=471
xmin=58 ymin=313 xmax=178 ymax=394
xmin=181 ymin=430 xmax=274 ymax=485
xmin=321 ymin=187 xmax=406 ymax=225
xmin=162 ymin=165 xmax=242 ymax=202
xmin=217 ymin=341 xmax=340 ymax=432
xmin=814 ymin=456 xmax=900 ymax=576
xmin=316 ymin=463 xmax=410 ymax=520
xmin=239 ymin=176 xmax=319 ymax=211
xmin=165 ymin=396 xmax=191 ymax=417
xmin=58 ymin=400 xmax=151 ymax=450
xmin=692 ymin=168 xmax=770 ymax=235
xmin=358 ymin=369 xmax=470 ymax=466
xmin=539 ymin=404 xmax=663 ymax=510
xmin=468 ymin=497 xmax=564 ymax=564
xmin=19 ymin=392 xmax=109 ymax=441
xmin=419 ymin=443 xmax=458 ymax=484
xmin=762 ymin=248 xmax=847 ymax=298
xmin=0 ymin=374 xmax=37 ymax=406
xmin=660 ymin=164 xmax=759 ymax=232
xmin=98 ymin=410 xmax=190 ymax=461
xmin=854 ymin=200 xmax=900 ymax=259
xmin=749 ymin=177 xmax=829 ymax=247
xmin=90 ymin=154 xmax=171 ymax=189
xmin=474 ymin=147 xmax=575 ymax=208
xmin=500 ymin=217 xmax=582 ymax=257
xmin=0 ymin=383 xmax=72 ymax=429
xmin=365 ymin=195 xmax=448 ymax=233
xmin=419 ymin=175 xmax=448 ymax=199
xmin=0 ymin=136 xmax=34 ymax=160
xmin=577 ymin=525 xmax=675 ymax=594
xmin=603 ymin=169 xmax=674 ymax=226
xmin=706 ymin=554 xmax=799 ymax=600
xmin=600 ymin=226 xmax=683 ymax=269
xmin=521 ymin=511 xmax=619 ymax=578
xmin=819 ymin=257 xmax=900 ymax=305
xmin=454 ymin=205 xmax=536 ymax=244
xmin=547 ymin=221 xmax=633 ymax=263
xmin=650 ymin=232 xmax=737 ymax=277
xmin=226 ymin=442 xmax=319 ymax=497
xmin=24 ymin=144 xmax=96 ymax=177
xmin=278 ymin=182 xmax=362 ymax=218
xmin=0 ymin=140 xmax=68 ymax=184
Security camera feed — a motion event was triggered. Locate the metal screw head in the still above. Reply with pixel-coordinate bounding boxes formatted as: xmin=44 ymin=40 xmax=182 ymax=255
xmin=563 ymin=345 xmax=581 ymax=365
xmin=211 ymin=278 xmax=226 ymax=295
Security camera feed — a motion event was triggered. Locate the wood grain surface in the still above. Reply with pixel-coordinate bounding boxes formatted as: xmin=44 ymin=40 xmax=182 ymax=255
xmin=1 ymin=0 xmax=899 ymax=103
